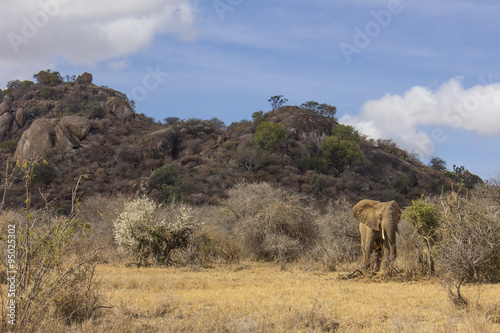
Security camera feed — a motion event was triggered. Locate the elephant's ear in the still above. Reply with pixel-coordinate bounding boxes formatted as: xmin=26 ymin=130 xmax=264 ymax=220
xmin=352 ymin=199 xmax=381 ymax=230
xmin=390 ymin=201 xmax=401 ymax=217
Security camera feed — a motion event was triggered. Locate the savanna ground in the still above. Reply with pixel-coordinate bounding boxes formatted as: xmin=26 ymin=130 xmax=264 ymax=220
xmin=2 ymin=178 xmax=500 ymax=332
xmin=68 ymin=263 xmax=500 ymax=332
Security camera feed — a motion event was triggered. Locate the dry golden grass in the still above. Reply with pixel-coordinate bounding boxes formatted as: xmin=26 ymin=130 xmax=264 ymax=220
xmin=60 ymin=263 xmax=500 ymax=332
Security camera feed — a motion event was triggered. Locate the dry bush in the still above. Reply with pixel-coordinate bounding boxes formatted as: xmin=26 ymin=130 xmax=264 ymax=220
xmin=225 ymin=182 xmax=287 ymax=219
xmin=79 ymin=194 xmax=129 ymax=262
xmin=437 ymin=190 xmax=500 ymax=283
xmin=396 ymin=219 xmax=428 ymax=279
xmin=235 ymin=193 xmax=319 ymax=264
xmin=0 ymin=160 xmax=106 ymax=332
xmin=0 ymin=208 xmax=105 ymax=332
xmin=171 ymin=206 xmax=241 ymax=266
xmin=52 ymin=262 xmax=106 ymax=325
xmin=115 ymin=143 xmax=143 ymax=167
xmin=309 ymin=199 xmax=361 ymax=271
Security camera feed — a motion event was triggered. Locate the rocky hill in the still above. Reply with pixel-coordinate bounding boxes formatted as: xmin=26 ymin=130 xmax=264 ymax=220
xmin=0 ymin=71 xmax=475 ymax=210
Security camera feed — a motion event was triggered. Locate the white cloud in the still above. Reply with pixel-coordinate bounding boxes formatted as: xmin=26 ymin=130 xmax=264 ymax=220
xmin=107 ymin=58 xmax=131 ymax=71
xmin=341 ymin=77 xmax=500 ymax=157
xmin=0 ymin=0 xmax=198 ymax=66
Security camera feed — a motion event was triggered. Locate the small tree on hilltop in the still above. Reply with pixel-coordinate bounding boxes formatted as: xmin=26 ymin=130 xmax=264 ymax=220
xmin=429 ymin=156 xmax=447 ymax=171
xmin=268 ymin=95 xmax=288 ymax=110
xmin=301 ymin=101 xmax=337 ymax=119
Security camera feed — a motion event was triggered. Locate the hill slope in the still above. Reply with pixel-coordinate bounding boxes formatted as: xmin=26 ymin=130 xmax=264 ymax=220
xmin=0 ymin=71 xmax=474 ymax=209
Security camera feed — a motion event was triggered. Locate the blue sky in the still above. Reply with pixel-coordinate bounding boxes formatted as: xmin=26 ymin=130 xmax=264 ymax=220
xmin=1 ymin=0 xmax=500 ymax=180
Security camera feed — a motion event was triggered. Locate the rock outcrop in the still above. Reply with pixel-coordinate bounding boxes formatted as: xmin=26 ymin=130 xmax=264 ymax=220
xmin=106 ymin=97 xmax=134 ymax=121
xmin=129 ymin=177 xmax=166 ymax=203
xmin=75 ymin=72 xmax=93 ymax=85
xmin=54 ymin=123 xmax=80 ymax=149
xmin=0 ymin=96 xmax=12 ymax=116
xmin=142 ymin=128 xmax=176 ymax=159
xmin=14 ymin=108 xmax=26 ymax=128
xmin=0 ymin=112 xmax=14 ymax=139
xmin=15 ymin=118 xmax=56 ymax=161
xmin=60 ymin=116 xmax=91 ymax=140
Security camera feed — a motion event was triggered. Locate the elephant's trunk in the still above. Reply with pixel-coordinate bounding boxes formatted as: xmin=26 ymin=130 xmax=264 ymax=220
xmin=386 ymin=216 xmax=397 ymax=261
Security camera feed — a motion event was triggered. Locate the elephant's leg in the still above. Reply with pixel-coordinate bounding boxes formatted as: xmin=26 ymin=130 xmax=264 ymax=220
xmin=359 ymin=224 xmax=368 ymax=269
xmin=373 ymin=241 xmax=382 ymax=271
xmin=361 ymin=228 xmax=375 ymax=271
xmin=380 ymin=238 xmax=394 ymax=272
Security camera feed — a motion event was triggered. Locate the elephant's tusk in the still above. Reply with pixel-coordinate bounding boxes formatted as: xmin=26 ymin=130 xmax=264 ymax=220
xmin=382 ymin=227 xmax=385 ymax=240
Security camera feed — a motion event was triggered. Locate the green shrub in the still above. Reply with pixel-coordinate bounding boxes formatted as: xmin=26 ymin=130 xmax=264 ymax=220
xmin=40 ymin=86 xmax=57 ymax=99
xmin=161 ymin=185 xmax=184 ymax=203
xmin=445 ymin=165 xmax=478 ymax=189
xmin=34 ymin=70 xmax=63 ymax=86
xmin=251 ymin=110 xmax=267 ymax=125
xmin=0 ymin=140 xmax=18 ymax=153
xmin=254 ymin=121 xmax=288 ymax=152
xmin=33 ymin=162 xmax=57 ymax=185
xmin=86 ymin=100 xmax=105 ymax=119
xmin=320 ymin=136 xmax=365 ymax=173
xmin=296 ymin=154 xmax=329 ymax=173
xmin=150 ymin=165 xmax=187 ymax=202
xmin=403 ymin=197 xmax=440 ymax=241
xmin=310 ymin=173 xmax=328 ymax=190
xmin=390 ymin=172 xmax=413 ymax=193
xmin=151 ymin=165 xmax=178 ymax=187
xmin=6 ymin=79 xmax=22 ymax=89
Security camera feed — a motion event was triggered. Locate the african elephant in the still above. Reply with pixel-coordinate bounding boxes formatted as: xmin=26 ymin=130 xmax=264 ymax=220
xmin=352 ymin=199 xmax=401 ymax=272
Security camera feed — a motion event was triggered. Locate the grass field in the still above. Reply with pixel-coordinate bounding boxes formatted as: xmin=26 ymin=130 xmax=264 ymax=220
xmin=66 ymin=262 xmax=500 ymax=332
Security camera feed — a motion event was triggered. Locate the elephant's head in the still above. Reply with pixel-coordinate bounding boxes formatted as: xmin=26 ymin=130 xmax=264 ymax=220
xmin=352 ymin=199 xmax=401 ymax=261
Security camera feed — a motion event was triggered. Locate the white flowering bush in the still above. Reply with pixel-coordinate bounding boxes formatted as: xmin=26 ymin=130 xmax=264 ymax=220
xmin=113 ymin=197 xmax=198 ymax=266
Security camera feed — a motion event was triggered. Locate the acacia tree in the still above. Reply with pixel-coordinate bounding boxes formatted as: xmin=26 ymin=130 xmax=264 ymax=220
xmin=429 ymin=156 xmax=447 ymax=171
xmin=300 ymin=101 xmax=337 ymax=119
xmin=268 ymin=95 xmax=288 ymax=110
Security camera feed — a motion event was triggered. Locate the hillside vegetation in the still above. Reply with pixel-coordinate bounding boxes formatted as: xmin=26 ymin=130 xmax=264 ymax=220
xmin=0 ymin=70 xmax=481 ymax=210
